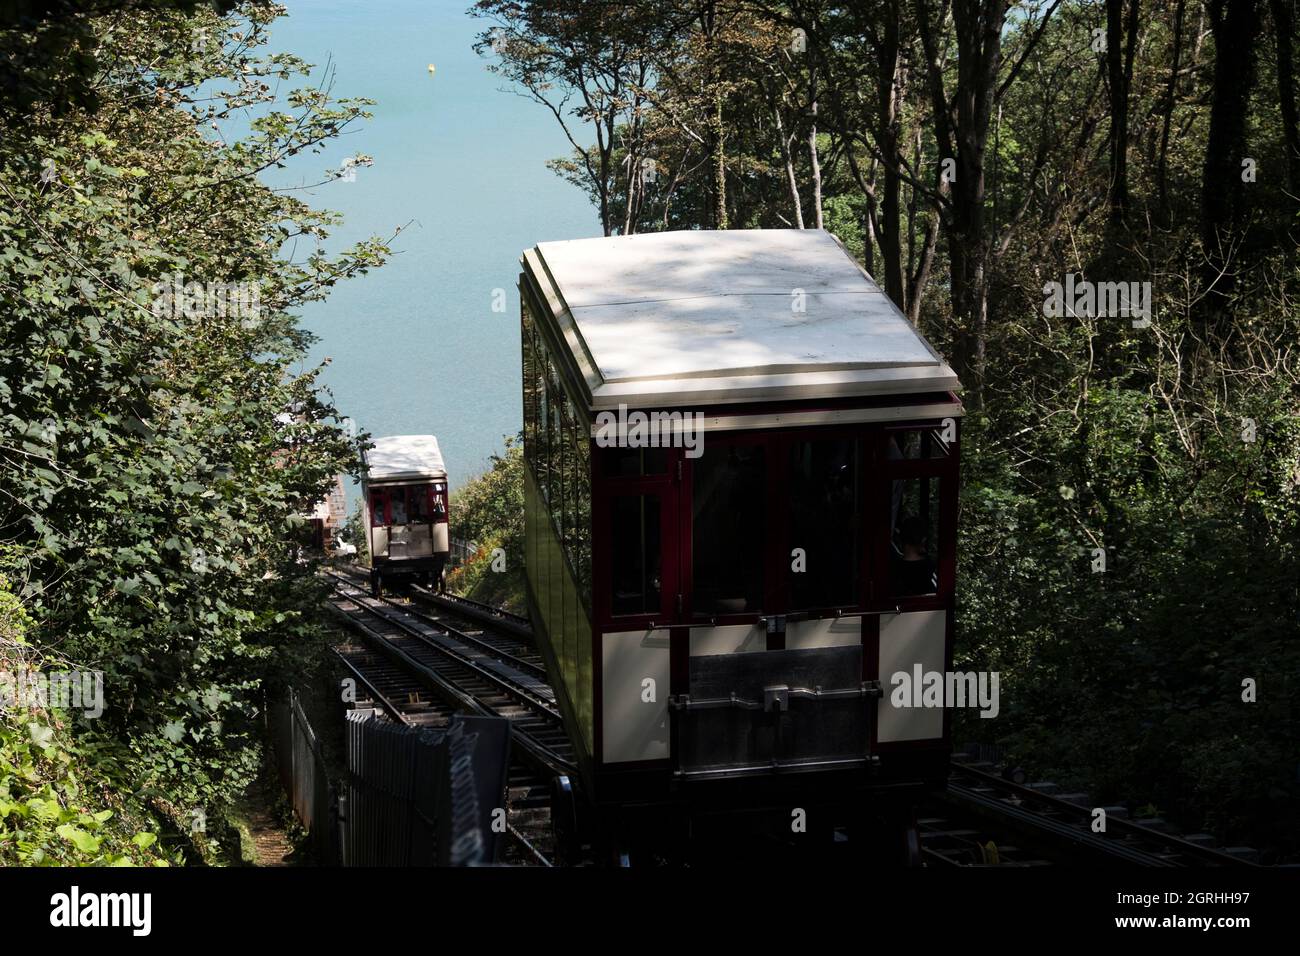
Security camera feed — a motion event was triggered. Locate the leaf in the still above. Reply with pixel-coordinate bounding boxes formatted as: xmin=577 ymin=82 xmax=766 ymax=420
xmin=55 ymin=824 xmax=102 ymax=855
xmin=26 ymin=723 xmax=55 ymax=749
xmin=114 ymin=575 xmax=140 ymax=594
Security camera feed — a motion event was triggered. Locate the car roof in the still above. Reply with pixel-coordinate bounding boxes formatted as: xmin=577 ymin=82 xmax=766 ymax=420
xmin=364 ymin=434 xmax=447 ymax=481
xmin=524 ymin=229 xmax=959 ymax=409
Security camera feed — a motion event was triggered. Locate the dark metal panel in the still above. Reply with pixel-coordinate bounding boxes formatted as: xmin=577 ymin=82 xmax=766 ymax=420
xmin=275 ymin=693 xmax=511 ymax=866
xmin=676 ymin=646 xmax=871 ymax=772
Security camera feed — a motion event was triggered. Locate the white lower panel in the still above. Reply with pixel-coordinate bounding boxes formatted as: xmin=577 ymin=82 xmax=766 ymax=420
xmin=389 ymin=524 xmax=433 ymax=557
xmin=876 ymin=609 xmax=947 ymax=744
xmin=786 ymin=616 xmax=861 ymax=650
xmin=689 ymin=623 xmax=766 ymax=656
xmin=601 ymin=629 xmax=671 ymax=763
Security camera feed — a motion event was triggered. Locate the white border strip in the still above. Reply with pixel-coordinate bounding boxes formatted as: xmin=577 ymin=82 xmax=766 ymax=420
xmin=588 ymin=402 xmax=963 ymax=438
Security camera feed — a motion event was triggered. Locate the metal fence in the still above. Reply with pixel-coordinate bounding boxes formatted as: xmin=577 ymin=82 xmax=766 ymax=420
xmin=272 ymin=689 xmax=338 ymax=864
xmin=340 ymin=710 xmax=436 ymax=865
xmin=271 ymin=689 xmax=510 ymax=866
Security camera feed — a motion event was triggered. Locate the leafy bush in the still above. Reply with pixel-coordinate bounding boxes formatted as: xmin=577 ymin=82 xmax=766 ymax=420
xmin=0 ymin=4 xmax=390 ymax=856
xmin=446 ymin=436 xmax=526 ymax=612
xmin=1 ymin=562 xmax=170 ymax=866
xmin=955 ymin=339 xmax=1300 ymax=853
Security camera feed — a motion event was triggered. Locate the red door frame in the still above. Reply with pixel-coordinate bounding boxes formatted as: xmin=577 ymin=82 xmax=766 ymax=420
xmin=591 ymin=448 xmax=680 ymax=767
xmin=589 ymin=415 xmax=960 ymax=769
xmin=867 ymin=420 xmax=960 ymax=752
xmin=677 ymin=433 xmax=776 ymax=634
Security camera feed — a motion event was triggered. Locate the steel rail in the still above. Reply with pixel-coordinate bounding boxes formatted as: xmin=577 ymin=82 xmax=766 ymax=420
xmin=947 ymin=764 xmax=1257 ymax=867
xmin=407 ymin=583 xmax=534 ymax=638
xmin=326 ymin=571 xmax=547 ymax=682
xmin=326 ymin=586 xmax=577 ymax=781
xmin=330 ymin=576 xmax=559 ymax=719
xmin=331 ymin=647 xmax=414 ymax=725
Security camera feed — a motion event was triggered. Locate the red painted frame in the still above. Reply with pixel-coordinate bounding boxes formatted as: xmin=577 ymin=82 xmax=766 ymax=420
xmin=588 ymin=414 xmax=961 ymax=776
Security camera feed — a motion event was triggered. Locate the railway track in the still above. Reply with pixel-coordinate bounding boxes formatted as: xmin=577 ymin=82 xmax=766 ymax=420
xmin=404 ymin=592 xmax=545 ymax=678
xmin=930 ymin=757 xmax=1259 ymax=867
xmin=916 ymin=803 xmax=1053 ymax=866
xmin=333 ymin=641 xmax=455 ymax=728
xmin=323 ymin=569 xmax=1261 ymax=868
xmin=407 ymin=583 xmax=534 ymax=638
xmin=332 ymin=566 xmax=542 ymax=669
xmin=324 ymin=572 xmax=576 ymax=866
xmin=330 ymin=566 xmax=543 ymax=672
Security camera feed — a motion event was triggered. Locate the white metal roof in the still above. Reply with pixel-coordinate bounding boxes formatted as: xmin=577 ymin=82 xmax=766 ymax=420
xmin=525 ymin=229 xmax=960 ymax=409
xmin=364 ymin=435 xmax=447 ymax=482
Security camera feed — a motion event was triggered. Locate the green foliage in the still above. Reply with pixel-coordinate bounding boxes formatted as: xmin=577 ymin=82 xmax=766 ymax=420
xmin=0 ymin=1 xmax=246 ymax=119
xmin=342 ymin=499 xmax=371 ymax=568
xmin=1 ymin=563 xmax=171 ymax=866
xmin=956 ymin=368 xmax=1300 ymax=850
xmin=0 ymin=2 xmax=390 ymax=857
xmin=446 ymin=437 xmax=526 ymax=612
xmin=485 ymin=0 xmax=1300 ymax=856
xmin=0 ymin=714 xmax=174 ymax=867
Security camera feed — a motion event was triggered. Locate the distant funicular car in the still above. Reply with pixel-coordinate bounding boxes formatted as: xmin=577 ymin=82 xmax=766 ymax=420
xmin=362 ymin=435 xmax=449 ymax=596
xmin=519 ymin=229 xmax=962 ymax=854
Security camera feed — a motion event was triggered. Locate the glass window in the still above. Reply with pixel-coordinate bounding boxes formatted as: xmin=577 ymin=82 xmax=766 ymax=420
xmin=565 ymin=403 xmax=581 ymax=558
xmin=409 ymin=485 xmax=432 ymax=522
xmin=611 ymin=495 xmax=661 ymax=616
xmin=602 ymin=447 xmax=668 ymax=477
xmin=692 ymin=444 xmax=765 ymax=615
xmin=536 ymin=354 xmax=551 ymax=502
xmin=575 ymin=436 xmax=592 ymax=601
xmin=390 ymin=488 xmax=409 ymax=525
xmin=547 ymin=369 xmax=563 ymax=510
xmin=890 ymin=476 xmax=939 ymax=596
xmin=522 ymin=320 xmax=538 ymax=460
xmin=551 ymin=374 xmax=566 ymax=522
xmin=369 ymin=491 xmax=387 ymax=527
xmin=888 ymin=427 xmax=952 ymax=461
xmin=789 ymin=439 xmax=860 ymax=609
xmin=558 ymin=397 xmax=573 ymax=556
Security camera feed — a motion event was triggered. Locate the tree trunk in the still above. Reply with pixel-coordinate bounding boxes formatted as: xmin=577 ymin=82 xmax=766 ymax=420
xmin=1271 ymin=0 xmax=1300 ymax=202
xmin=596 ymin=114 xmax=613 ymax=236
xmin=908 ymin=187 xmax=944 ymax=327
xmin=1105 ymin=0 xmax=1139 ymax=224
xmin=808 ymin=61 xmax=824 ymax=229
xmin=714 ymin=90 xmax=728 ymax=229
xmin=771 ymin=85 xmax=805 ymax=228
xmin=1200 ymin=0 xmax=1261 ymax=329
xmin=877 ymin=0 xmax=906 ymax=307
xmin=623 ymin=153 xmax=636 ymax=235
xmin=948 ymin=0 xmax=1007 ymax=406
xmin=1157 ymin=0 xmax=1187 ymax=220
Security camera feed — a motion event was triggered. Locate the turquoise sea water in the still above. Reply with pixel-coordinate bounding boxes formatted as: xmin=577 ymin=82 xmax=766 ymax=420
xmin=267 ymin=0 xmax=596 ymax=491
